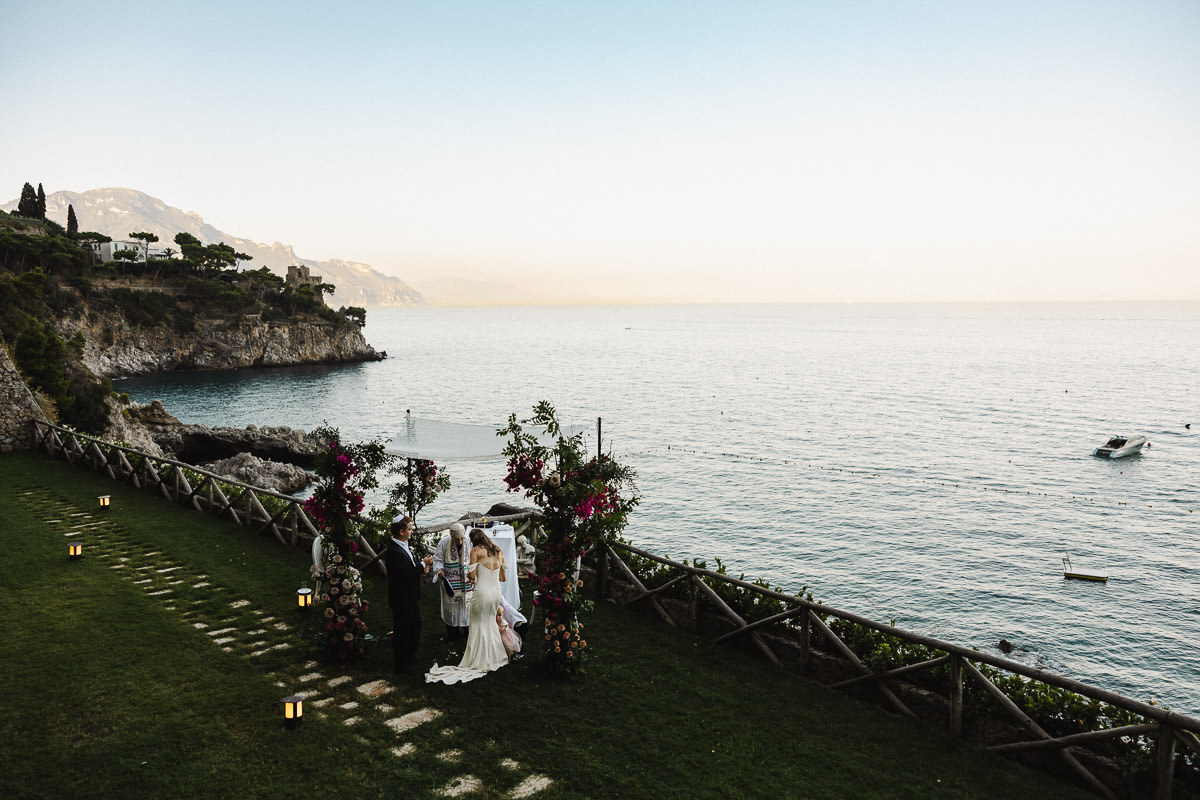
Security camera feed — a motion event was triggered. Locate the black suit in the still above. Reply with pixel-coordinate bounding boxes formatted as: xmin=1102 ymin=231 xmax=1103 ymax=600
xmin=385 ymin=538 xmax=424 ymax=672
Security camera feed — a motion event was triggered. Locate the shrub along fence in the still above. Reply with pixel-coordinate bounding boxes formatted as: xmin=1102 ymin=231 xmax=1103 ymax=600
xmin=32 ymin=420 xmax=1199 ymax=798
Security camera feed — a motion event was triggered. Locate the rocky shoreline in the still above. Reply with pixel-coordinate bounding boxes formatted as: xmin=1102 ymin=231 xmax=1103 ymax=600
xmin=57 ymin=313 xmax=383 ymax=379
xmin=110 ymin=399 xmax=318 ymax=494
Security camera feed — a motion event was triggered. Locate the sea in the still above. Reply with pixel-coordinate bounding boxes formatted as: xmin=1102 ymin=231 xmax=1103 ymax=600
xmin=115 ymin=302 xmax=1200 ymax=716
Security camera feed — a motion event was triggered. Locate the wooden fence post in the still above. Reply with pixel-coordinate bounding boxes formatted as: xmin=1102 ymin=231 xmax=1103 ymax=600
xmin=949 ymin=654 xmax=964 ymax=737
xmin=1156 ymin=723 xmax=1176 ymax=800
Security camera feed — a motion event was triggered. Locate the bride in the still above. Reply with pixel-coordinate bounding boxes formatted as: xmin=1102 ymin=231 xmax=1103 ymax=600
xmin=425 ymin=528 xmax=511 ymax=684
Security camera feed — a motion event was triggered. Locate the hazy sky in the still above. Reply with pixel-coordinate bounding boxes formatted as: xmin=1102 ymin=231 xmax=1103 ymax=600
xmin=3 ymin=1 xmax=1198 ymax=303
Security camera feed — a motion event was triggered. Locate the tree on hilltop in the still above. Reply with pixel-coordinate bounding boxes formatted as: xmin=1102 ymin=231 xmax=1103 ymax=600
xmin=129 ymin=231 xmax=159 ymax=262
xmin=36 ymin=184 xmax=46 ymax=220
xmin=16 ymin=183 xmax=38 ymax=218
xmin=67 ymin=205 xmax=78 ymax=236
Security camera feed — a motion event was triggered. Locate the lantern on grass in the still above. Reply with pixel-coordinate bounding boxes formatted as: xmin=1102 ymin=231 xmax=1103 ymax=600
xmin=98 ymin=495 xmax=111 ymax=510
xmin=282 ymin=694 xmax=304 ymax=728
xmin=68 ymin=542 xmax=83 ymax=560
xmin=296 ymin=588 xmax=313 ymax=610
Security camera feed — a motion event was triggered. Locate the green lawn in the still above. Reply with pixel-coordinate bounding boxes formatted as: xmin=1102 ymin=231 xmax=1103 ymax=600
xmin=0 ymin=452 xmax=1099 ymax=799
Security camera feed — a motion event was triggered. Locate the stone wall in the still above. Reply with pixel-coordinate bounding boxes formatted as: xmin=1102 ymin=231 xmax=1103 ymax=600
xmin=0 ymin=341 xmax=47 ymax=452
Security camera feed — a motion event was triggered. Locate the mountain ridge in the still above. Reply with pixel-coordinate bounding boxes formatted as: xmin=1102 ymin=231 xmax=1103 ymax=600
xmin=1 ymin=187 xmax=424 ymax=307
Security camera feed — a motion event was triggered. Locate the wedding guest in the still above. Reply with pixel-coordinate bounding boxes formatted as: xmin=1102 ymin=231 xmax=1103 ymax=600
xmin=432 ymin=522 xmax=472 ymax=641
xmin=385 ymin=515 xmax=433 ymax=675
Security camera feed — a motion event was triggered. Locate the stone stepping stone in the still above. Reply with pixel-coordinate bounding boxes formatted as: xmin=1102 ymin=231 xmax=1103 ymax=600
xmin=229 ymin=600 xmax=251 ymax=609
xmin=213 ymin=637 xmax=237 ymax=645
xmin=310 ymin=698 xmax=335 ymax=709
xmin=439 ymin=776 xmax=482 ymax=797
xmin=391 ymin=743 xmax=415 ymax=758
xmin=437 ymin=750 xmax=462 ymax=763
xmin=343 ymin=717 xmax=361 ymax=726
xmin=509 ymin=775 xmax=553 ymax=798
xmin=338 ymin=701 xmax=359 ymax=711
xmin=207 ymin=627 xmax=238 ymax=637
xmin=500 ymin=759 xmax=521 ymax=770
xmin=326 ymin=675 xmax=352 ymax=688
xmin=376 ymin=704 xmax=394 ymax=715
xmin=355 ymin=680 xmax=392 ymax=699
xmin=192 ymin=582 xmax=210 ymax=588
xmin=385 ymin=708 xmax=441 ymax=734
xmin=297 ymin=672 xmax=324 ymax=683
xmin=193 ymin=622 xmax=209 ymax=629
xmin=147 ymin=589 xmax=173 ymax=596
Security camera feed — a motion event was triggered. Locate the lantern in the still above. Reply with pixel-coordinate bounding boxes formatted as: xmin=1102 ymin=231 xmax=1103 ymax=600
xmin=297 ymin=588 xmax=313 ymax=610
xmin=98 ymin=495 xmax=111 ymax=510
xmin=68 ymin=542 xmax=83 ymax=560
xmin=283 ymin=694 xmax=304 ymax=728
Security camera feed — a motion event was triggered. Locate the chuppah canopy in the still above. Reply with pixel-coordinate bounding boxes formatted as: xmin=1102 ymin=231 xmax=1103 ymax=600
xmin=385 ymin=412 xmax=587 ymax=462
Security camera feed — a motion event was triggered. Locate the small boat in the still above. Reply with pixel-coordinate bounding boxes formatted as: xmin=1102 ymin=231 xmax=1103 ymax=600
xmin=1093 ymin=435 xmax=1147 ymax=458
xmin=1062 ymin=554 xmax=1107 ymax=582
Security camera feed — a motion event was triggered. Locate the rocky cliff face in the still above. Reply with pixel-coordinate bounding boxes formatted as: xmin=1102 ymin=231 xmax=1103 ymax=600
xmin=56 ymin=309 xmax=383 ymax=379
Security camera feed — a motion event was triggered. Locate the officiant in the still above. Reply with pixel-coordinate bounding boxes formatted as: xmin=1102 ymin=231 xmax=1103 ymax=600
xmin=431 ymin=522 xmax=472 ymax=641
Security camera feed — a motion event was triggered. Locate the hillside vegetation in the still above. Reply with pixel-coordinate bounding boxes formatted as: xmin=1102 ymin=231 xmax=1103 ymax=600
xmin=1 ymin=198 xmax=367 ymax=434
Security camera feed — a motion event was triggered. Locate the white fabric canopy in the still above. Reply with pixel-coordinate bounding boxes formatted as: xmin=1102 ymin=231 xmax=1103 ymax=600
xmin=385 ymin=412 xmax=588 ymax=462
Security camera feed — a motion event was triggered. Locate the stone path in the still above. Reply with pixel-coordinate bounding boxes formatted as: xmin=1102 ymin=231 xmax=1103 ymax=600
xmin=22 ymin=488 xmax=553 ymax=798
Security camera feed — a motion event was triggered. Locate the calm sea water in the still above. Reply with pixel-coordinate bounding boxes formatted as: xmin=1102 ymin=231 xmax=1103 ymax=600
xmin=116 ymin=303 xmax=1200 ymax=714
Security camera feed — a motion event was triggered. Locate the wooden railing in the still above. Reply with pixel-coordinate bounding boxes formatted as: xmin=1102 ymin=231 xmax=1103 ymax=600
xmin=595 ymin=540 xmax=1200 ymax=800
xmin=34 ymin=420 xmax=321 ymax=547
xmin=32 ymin=420 xmax=545 ymax=579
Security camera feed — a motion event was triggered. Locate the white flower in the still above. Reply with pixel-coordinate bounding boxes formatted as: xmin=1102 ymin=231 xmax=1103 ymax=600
xmin=321 ymin=593 xmax=330 ymax=602
xmin=324 ymin=608 xmax=334 ymax=618
xmin=337 ymin=615 xmax=347 ymax=624
xmin=332 ymin=554 xmax=343 ymax=564
xmin=343 ymin=632 xmax=354 ymax=642
xmin=330 ymin=586 xmax=340 ymax=595
xmin=341 ymin=579 xmax=351 ymax=591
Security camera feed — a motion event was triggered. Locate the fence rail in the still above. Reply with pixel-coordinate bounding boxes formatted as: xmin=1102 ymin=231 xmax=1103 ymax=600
xmin=594 ymin=540 xmax=1200 ymax=800
xmin=30 ymin=419 xmax=1199 ymax=798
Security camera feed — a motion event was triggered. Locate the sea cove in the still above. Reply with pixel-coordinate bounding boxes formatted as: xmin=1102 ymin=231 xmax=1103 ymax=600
xmin=116 ymin=302 xmax=1200 ymax=715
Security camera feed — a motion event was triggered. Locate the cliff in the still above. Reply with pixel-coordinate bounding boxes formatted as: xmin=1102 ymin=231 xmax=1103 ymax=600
xmin=55 ymin=307 xmax=383 ymax=379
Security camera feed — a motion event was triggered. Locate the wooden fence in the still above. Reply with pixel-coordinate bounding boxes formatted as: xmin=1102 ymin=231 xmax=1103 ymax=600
xmin=594 ymin=540 xmax=1200 ymax=800
xmin=31 ymin=420 xmax=1200 ymax=797
xmin=31 ymin=420 xmax=544 ymax=577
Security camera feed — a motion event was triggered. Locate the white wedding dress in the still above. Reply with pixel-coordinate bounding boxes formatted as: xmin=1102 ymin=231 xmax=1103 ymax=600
xmin=425 ymin=562 xmax=510 ymax=684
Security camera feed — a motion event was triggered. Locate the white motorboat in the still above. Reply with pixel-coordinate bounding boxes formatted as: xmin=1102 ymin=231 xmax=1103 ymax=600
xmin=1092 ymin=435 xmax=1147 ymax=459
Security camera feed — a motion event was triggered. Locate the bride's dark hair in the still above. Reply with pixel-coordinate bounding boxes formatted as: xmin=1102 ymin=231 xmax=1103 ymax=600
xmin=469 ymin=528 xmax=501 ymax=557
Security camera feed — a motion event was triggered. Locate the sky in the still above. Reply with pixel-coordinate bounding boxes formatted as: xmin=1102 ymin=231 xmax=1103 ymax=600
xmin=3 ymin=1 xmax=1198 ymax=304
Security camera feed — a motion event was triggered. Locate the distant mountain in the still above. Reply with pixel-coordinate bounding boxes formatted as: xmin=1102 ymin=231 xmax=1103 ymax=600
xmin=1 ymin=188 xmax=423 ymax=307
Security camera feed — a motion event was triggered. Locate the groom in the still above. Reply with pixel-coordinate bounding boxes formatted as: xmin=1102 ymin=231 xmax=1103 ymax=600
xmin=385 ymin=515 xmax=433 ymax=675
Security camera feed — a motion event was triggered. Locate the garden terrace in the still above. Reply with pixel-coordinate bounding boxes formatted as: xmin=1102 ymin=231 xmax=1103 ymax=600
xmin=20 ymin=421 xmax=1200 ymax=798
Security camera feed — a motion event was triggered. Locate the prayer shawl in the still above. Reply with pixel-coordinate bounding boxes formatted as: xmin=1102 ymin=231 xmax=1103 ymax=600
xmin=442 ymin=540 xmax=470 ymax=595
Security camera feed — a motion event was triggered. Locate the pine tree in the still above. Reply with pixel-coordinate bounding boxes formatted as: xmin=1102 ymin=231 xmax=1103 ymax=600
xmin=67 ymin=204 xmax=78 ymax=236
xmin=36 ymin=183 xmax=46 ymax=219
xmin=16 ymin=182 xmax=38 ymax=217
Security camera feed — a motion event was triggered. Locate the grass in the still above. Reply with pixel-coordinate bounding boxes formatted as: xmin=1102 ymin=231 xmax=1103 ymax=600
xmin=0 ymin=452 xmax=1101 ymax=800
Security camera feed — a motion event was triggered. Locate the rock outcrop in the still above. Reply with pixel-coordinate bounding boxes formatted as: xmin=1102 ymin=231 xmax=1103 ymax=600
xmin=128 ymin=402 xmax=318 ymax=467
xmin=121 ymin=400 xmax=317 ymax=491
xmin=0 ymin=340 xmax=47 ymax=452
xmin=57 ymin=312 xmax=383 ymax=379
xmin=200 ymin=452 xmax=313 ymax=494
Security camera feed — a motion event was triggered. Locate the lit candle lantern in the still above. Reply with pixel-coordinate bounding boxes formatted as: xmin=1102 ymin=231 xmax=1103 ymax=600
xmin=283 ymin=694 xmax=304 ymax=728
xmin=68 ymin=542 xmax=83 ymax=560
xmin=297 ymin=588 xmax=313 ymax=609
xmin=98 ymin=495 xmax=111 ymax=509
